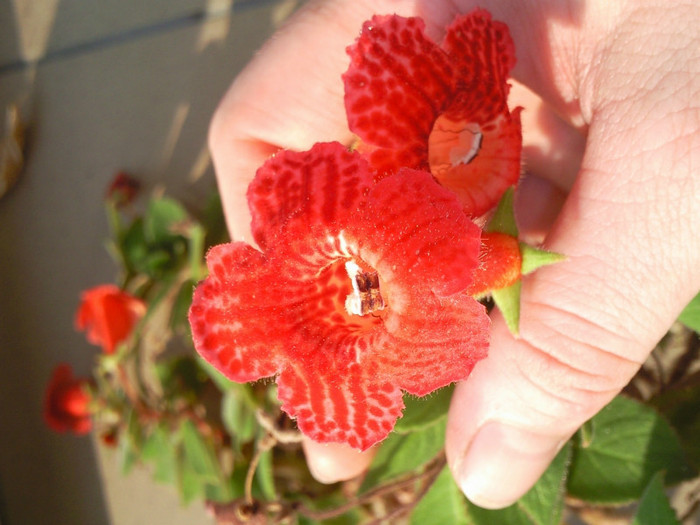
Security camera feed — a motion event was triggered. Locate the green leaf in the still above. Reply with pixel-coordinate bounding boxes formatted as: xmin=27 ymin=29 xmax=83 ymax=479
xmin=142 ymin=425 xmax=178 ymax=484
xmin=118 ymin=409 xmax=144 ymax=475
xmin=519 ymin=243 xmax=566 ymax=275
xmin=486 ymin=188 xmax=518 ymax=236
xmin=197 ymin=356 xmax=236 ymax=392
xmin=169 ymin=279 xmax=196 ymax=333
xmin=568 ymin=396 xmax=695 ymax=504
xmin=395 ymin=385 xmax=454 ymax=434
xmin=179 ymin=419 xmax=221 ymax=483
xmin=678 ymin=291 xmax=700 ymax=333
xmin=186 ymin=222 xmax=207 ymax=281
xmin=467 ymin=441 xmax=572 ymax=525
xmin=492 ymin=280 xmax=521 ymax=336
xmin=177 ymin=454 xmax=204 ymax=505
xmin=361 ymin=420 xmax=445 ymax=492
xmin=631 ymin=472 xmax=680 ymax=525
xmin=119 ymin=217 xmax=148 ymax=274
xmin=254 ymin=448 xmax=276 ymax=501
xmin=650 ymin=384 xmax=700 ymax=469
xmin=221 ymin=387 xmax=258 ymax=446
xmin=411 ymin=466 xmax=468 ymax=525
xmin=145 ymin=196 xmax=188 ymax=244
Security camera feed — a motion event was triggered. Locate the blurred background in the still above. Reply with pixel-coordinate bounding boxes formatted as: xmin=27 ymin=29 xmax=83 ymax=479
xmin=0 ymin=1 xmax=299 ymax=523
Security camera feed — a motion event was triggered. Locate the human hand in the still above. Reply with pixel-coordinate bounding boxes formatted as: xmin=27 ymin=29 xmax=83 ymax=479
xmin=208 ymin=0 xmax=700 ymax=508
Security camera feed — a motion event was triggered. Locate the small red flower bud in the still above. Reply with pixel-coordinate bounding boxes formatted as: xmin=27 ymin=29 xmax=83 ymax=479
xmin=106 ymin=171 xmax=140 ymax=207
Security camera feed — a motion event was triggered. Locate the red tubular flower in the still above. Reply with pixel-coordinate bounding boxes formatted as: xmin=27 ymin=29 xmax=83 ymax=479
xmin=75 ymin=285 xmax=145 ymax=354
xmin=44 ymin=364 xmax=92 ymax=435
xmin=343 ymin=10 xmax=522 ymax=216
xmin=189 ymin=142 xmax=490 ymax=450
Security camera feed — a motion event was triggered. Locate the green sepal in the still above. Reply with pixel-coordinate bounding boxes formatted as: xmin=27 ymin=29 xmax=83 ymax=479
xmin=492 ymin=280 xmax=521 ymax=337
xmin=486 ymin=187 xmax=518 ymax=236
xmin=520 ymin=243 xmax=566 ymax=275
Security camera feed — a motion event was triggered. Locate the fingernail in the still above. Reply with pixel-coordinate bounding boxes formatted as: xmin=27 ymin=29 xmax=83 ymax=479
xmin=453 ymin=421 xmax=564 ymax=509
xmin=302 ymin=438 xmax=376 ymax=484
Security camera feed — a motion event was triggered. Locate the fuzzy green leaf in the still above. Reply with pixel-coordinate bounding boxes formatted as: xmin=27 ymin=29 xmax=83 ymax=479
xmin=395 ymin=385 xmax=454 ymax=434
xmin=361 ymin=420 xmax=446 ymax=492
xmin=568 ymin=396 xmax=695 ymax=504
xmin=631 ymin=472 xmax=680 ymax=525
xmin=492 ymin=280 xmax=521 ymax=336
xmin=411 ymin=466 xmax=468 ymax=525
xmin=678 ymin=291 xmax=700 ymax=333
xmin=467 ymin=442 xmax=571 ymax=525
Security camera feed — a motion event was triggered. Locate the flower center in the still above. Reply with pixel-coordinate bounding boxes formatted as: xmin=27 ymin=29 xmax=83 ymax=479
xmin=344 ymin=260 xmax=385 ymax=316
xmin=427 ymin=114 xmax=482 ymax=176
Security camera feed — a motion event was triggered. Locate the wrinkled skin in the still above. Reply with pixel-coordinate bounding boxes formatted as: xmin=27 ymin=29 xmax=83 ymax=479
xmin=208 ymin=0 xmax=700 ymax=509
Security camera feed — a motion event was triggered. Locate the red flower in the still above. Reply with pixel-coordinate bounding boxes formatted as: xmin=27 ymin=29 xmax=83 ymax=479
xmin=189 ymin=142 xmax=490 ymax=450
xmin=44 ymin=364 xmax=92 ymax=435
xmin=75 ymin=285 xmax=145 ymax=354
xmin=343 ymin=10 xmax=522 ymax=216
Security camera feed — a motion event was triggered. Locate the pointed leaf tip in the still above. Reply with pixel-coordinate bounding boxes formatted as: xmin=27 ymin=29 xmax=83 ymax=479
xmin=520 ymin=243 xmax=567 ymax=275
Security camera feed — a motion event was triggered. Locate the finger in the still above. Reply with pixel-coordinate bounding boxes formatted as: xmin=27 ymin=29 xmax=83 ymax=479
xmin=446 ymin=24 xmax=700 ymax=511
xmin=209 ymin=0 xmax=421 ymax=242
xmin=302 ymin=437 xmax=377 ymax=484
xmin=508 ymin=80 xmax=584 ymax=242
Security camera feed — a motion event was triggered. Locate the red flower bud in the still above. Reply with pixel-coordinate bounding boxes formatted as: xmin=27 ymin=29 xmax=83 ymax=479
xmin=106 ymin=171 xmax=140 ymax=207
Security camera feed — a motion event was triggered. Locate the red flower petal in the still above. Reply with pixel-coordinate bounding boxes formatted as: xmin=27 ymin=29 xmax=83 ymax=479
xmin=278 ymin=362 xmax=404 ymax=451
xmin=247 ymin=142 xmax=375 ymax=251
xmin=376 ymin=293 xmax=489 ymax=396
xmin=343 ymin=15 xmax=454 ymax=173
xmin=442 ymin=9 xmax=516 ymax=123
xmin=189 ymin=243 xmax=284 ymax=382
xmin=75 ymin=285 xmax=145 ymax=354
xmin=350 ymin=169 xmax=482 ymax=297
xmin=429 ymin=108 xmax=522 ymax=216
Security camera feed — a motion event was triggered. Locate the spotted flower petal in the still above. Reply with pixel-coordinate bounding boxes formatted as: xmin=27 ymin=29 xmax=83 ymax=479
xmin=189 ymin=142 xmax=489 ymax=449
xmin=344 ymin=10 xmax=522 ymax=216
